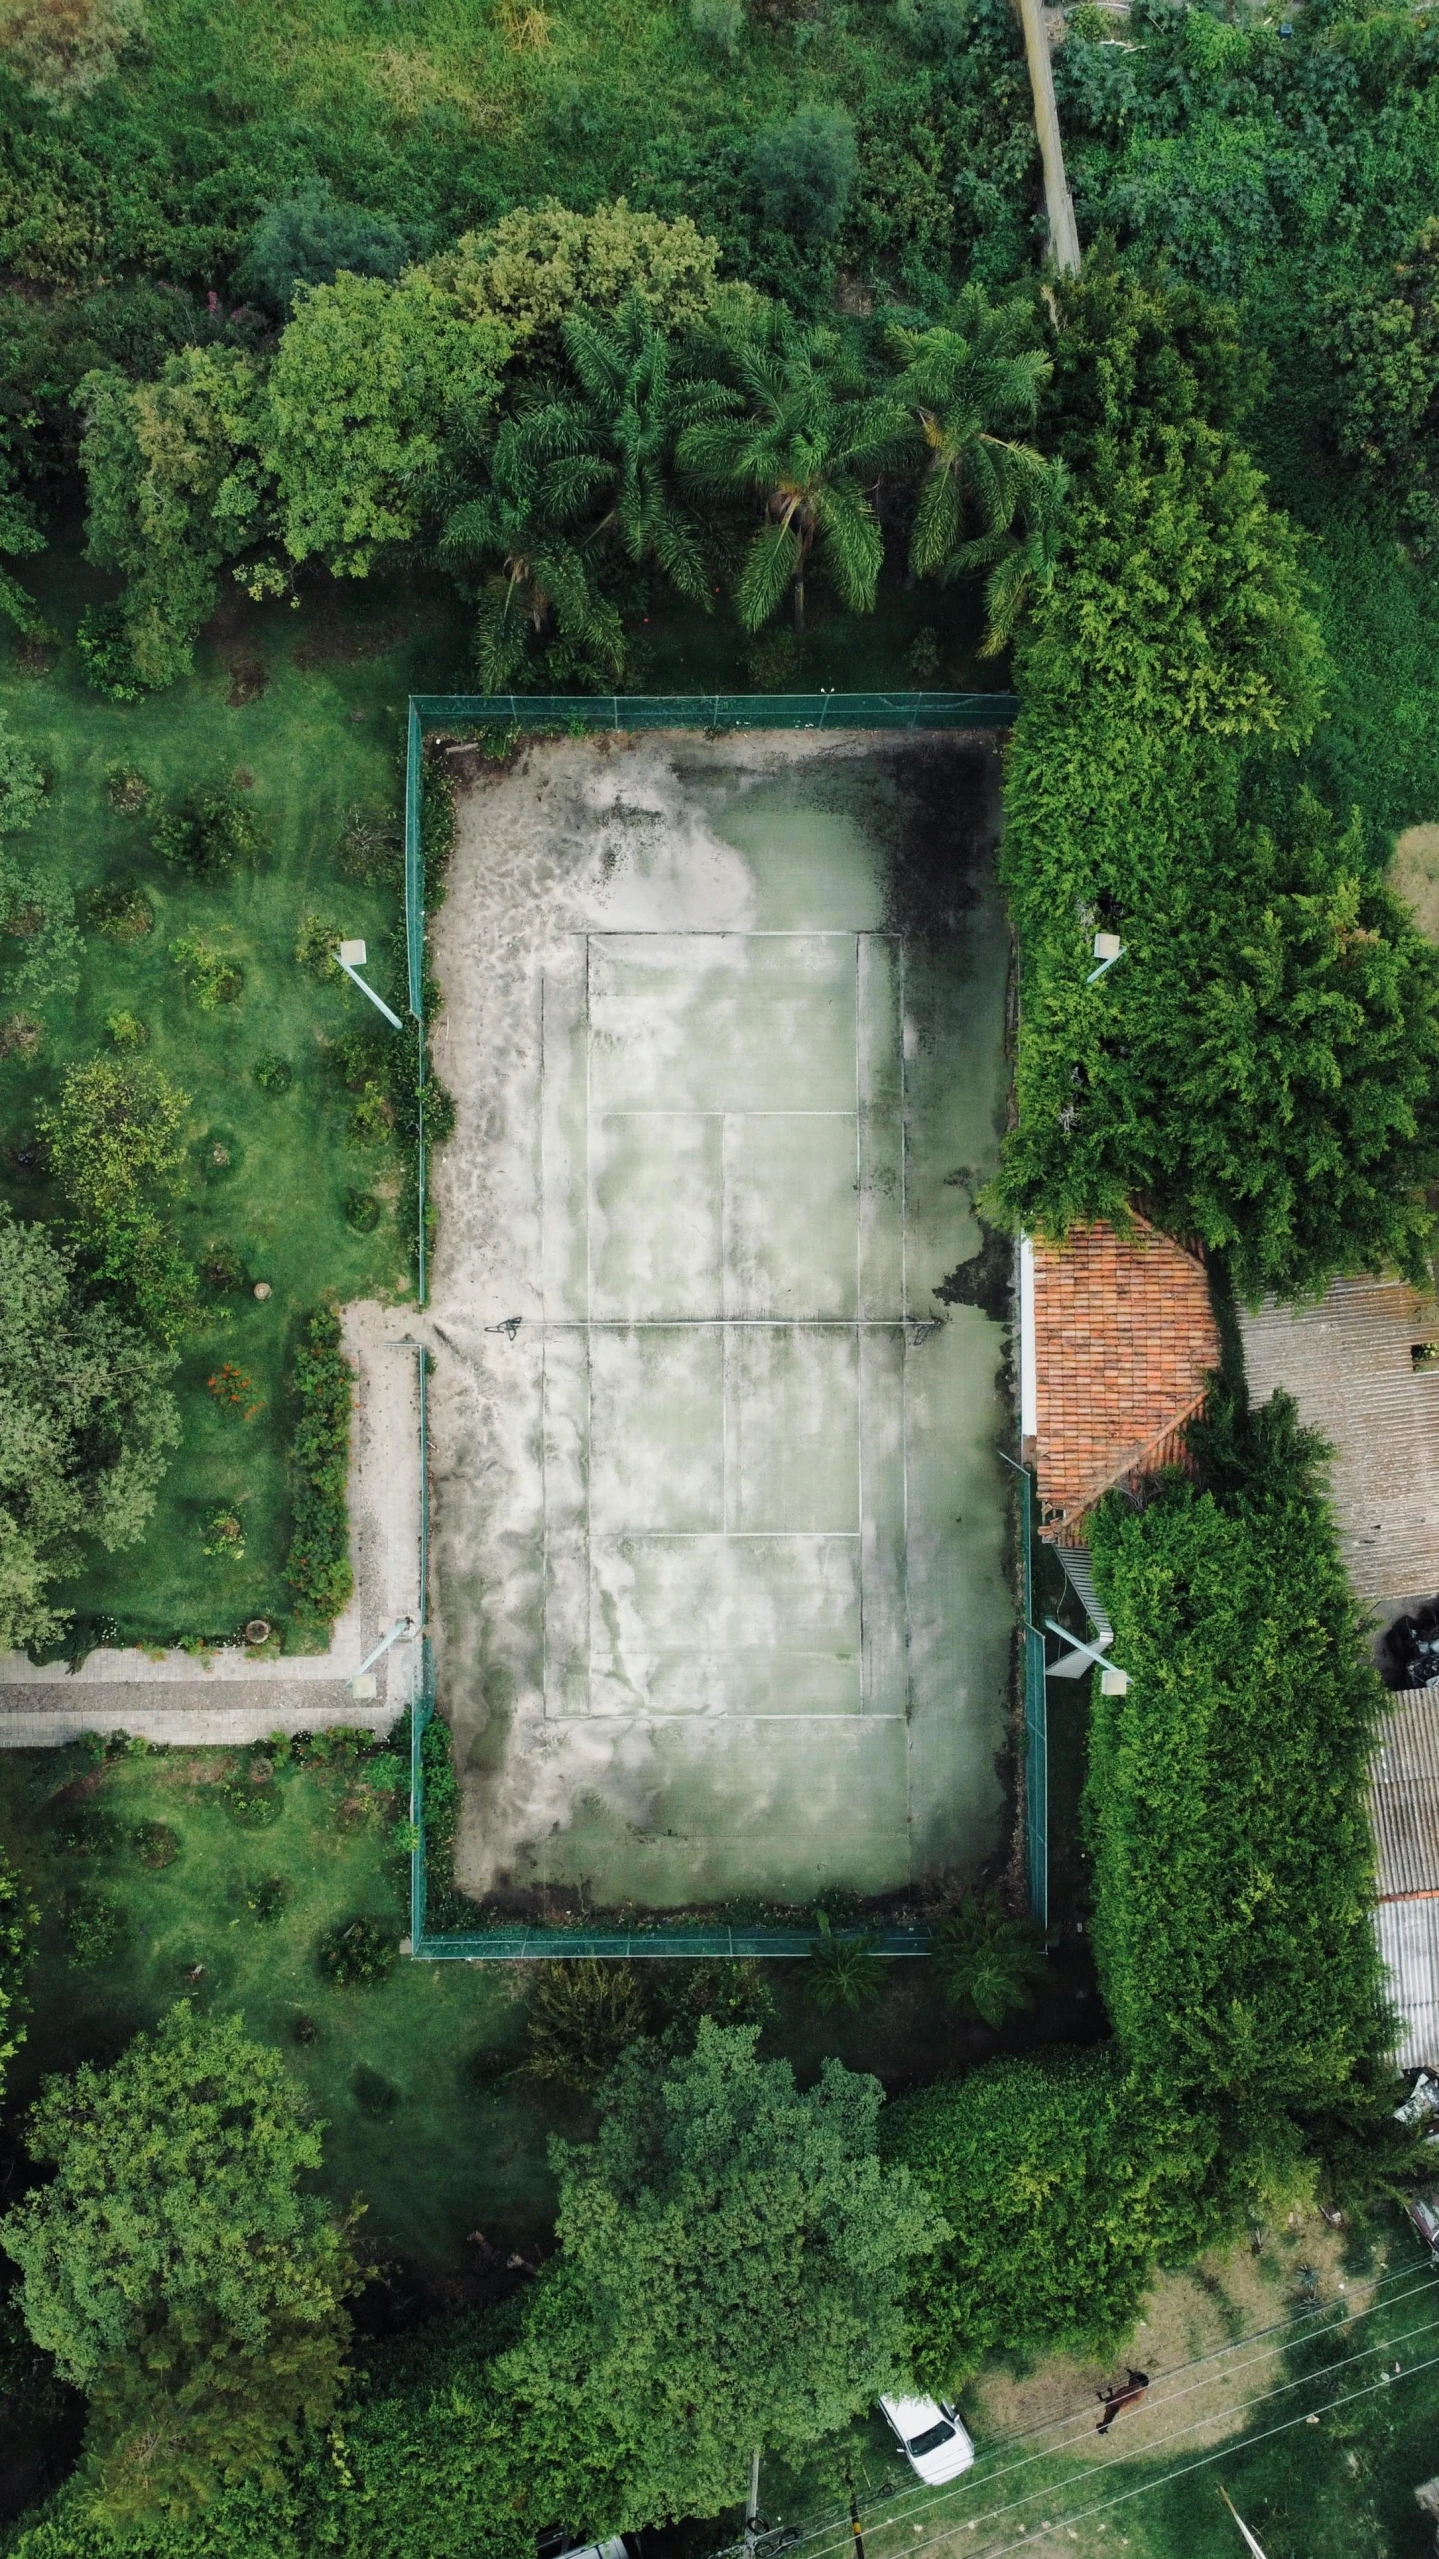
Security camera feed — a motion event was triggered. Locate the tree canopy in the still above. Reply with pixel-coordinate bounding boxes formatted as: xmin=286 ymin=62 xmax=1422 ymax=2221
xmin=0 ymin=1205 xmax=178 ymax=1654
xmin=498 ymin=2020 xmax=941 ymax=2524
xmin=1 ymin=2004 xmax=360 ymax=2522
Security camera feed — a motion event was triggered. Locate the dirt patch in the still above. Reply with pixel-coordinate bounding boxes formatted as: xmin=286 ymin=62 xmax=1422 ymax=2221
xmin=1391 ymin=822 xmax=1439 ymax=941
xmin=966 ymin=2212 xmax=1384 ymax=2466
xmin=293 ymin=609 xmax=405 ymax=670
xmin=225 ymin=655 xmax=269 ymax=708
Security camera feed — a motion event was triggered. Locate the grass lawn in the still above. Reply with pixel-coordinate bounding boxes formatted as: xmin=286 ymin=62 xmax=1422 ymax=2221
xmin=0 ymin=1733 xmax=582 ymax=2278
xmin=0 ymin=539 xmax=472 ymax=1648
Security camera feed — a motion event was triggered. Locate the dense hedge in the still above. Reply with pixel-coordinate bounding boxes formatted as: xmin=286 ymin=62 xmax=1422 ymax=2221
xmin=882 ymin=2047 xmax=1226 ymax=2384
xmin=283 ymin=1308 xmax=354 ymax=1628
xmin=1084 ymin=1391 xmax=1393 ymax=2115
xmin=994 ymin=267 xmax=1439 ymax=1300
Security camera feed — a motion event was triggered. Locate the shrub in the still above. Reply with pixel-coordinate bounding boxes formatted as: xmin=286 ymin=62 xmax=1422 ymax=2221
xmin=344 ymin=1188 xmax=381 ymax=1233
xmin=352 ymin=2064 xmax=400 ymax=2117
xmin=169 ymin=934 xmax=243 ymax=1009
xmin=105 ymin=1010 xmax=148 ymax=1048
xmin=930 ymin=1892 xmax=1048 ymax=2026
xmin=104 ymin=763 xmax=152 ymax=816
xmin=657 ymin=1958 xmax=775 ymax=2042
xmin=197 ymin=1127 xmax=242 ymax=1182
xmin=86 ymin=876 xmax=153 ymax=941
xmin=295 ymin=912 xmax=342 ymax=977
xmin=317 ymin=1916 xmax=394 ymax=1986
xmin=347 ymin=1083 xmax=393 ymax=1146
xmin=240 ymin=184 xmax=407 ymax=314
xmin=522 ymin=1960 xmax=648 ymax=2089
xmin=50 ymin=1806 xmax=121 ymax=1857
xmin=805 ymin=1912 xmax=885 ymax=2011
xmin=0 ymin=0 xmax=146 ymax=103
xmin=1085 ymin=1391 xmax=1391 ymax=2116
xmin=883 ymin=2047 xmax=1227 ymax=2384
xmin=201 ymin=1506 xmax=245 ymax=1561
xmin=64 ymin=1887 xmax=128 ymax=1964
xmin=242 ymin=1873 xmax=290 ymax=1922
xmin=76 ymin=603 xmax=147 ymax=702
xmin=751 ymin=109 xmax=858 ymax=241
xmin=0 ymin=1011 xmax=41 ymax=1059
xmin=225 ymin=1757 xmax=281 ymax=1827
xmin=253 ymin=1051 xmax=294 ymax=1093
xmin=151 ymin=783 xmax=258 ymax=879
xmin=284 ymin=1308 xmax=355 ymax=1626
xmin=132 ymin=1821 xmax=179 ymax=1868
xmin=42 ymin=1056 xmax=188 ymax=1219
xmin=690 ymin=0 xmax=744 ymax=53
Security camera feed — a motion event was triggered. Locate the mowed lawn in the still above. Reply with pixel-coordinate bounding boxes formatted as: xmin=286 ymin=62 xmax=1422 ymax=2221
xmin=0 ymin=542 xmax=470 ymax=1648
xmin=0 ymin=1735 xmax=577 ymax=2273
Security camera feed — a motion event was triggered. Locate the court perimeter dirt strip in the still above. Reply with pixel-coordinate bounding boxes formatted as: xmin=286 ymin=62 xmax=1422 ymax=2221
xmin=427 ymin=729 xmax=1014 ymax=1911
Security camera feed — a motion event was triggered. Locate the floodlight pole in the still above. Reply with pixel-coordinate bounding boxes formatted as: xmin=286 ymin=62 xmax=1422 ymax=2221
xmin=1086 ymin=935 xmax=1127 ymax=987
xmin=1041 ymin=1615 xmax=1131 ymax=1692
xmin=337 ymin=939 xmax=404 ymax=1031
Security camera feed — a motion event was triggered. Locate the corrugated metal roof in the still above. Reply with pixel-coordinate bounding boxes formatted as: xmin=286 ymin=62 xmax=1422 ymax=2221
xmin=1240 ymin=1277 xmax=1439 ymax=1602
xmin=1376 ymin=1896 xmax=1439 ymax=2072
xmin=1372 ymin=1688 xmax=1439 ymax=1899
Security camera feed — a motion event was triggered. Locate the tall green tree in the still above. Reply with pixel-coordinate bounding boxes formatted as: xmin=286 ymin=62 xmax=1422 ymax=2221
xmin=558 ymin=295 xmax=724 ymax=603
xmin=76 ymin=346 xmax=275 ymax=691
xmin=0 ymin=1204 xmax=177 ymax=1656
xmin=680 ymin=309 xmax=906 ymax=631
xmin=498 ymin=2020 xmax=941 ymax=2525
xmin=437 ymin=399 xmax=625 ymax=690
xmin=1 ymin=2005 xmax=361 ymax=2525
xmin=891 ymin=286 xmax=1062 ymax=648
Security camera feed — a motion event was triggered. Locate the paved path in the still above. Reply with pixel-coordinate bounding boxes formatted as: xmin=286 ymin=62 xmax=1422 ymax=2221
xmin=0 ymin=1685 xmax=397 ymax=1747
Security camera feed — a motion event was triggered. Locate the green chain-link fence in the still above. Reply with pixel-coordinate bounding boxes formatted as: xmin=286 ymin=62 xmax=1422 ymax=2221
xmin=402 ymin=692 xmax=1023 ymax=1960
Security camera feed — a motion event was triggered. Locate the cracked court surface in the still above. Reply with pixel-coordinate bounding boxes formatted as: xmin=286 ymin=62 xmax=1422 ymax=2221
xmin=427 ymin=730 xmax=1013 ymax=1909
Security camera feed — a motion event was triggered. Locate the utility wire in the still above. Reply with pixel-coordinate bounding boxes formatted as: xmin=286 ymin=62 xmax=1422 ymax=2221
xmin=777 ymin=2285 xmax=1439 ymax=2559
xmin=891 ymin=2344 xmax=1439 ymax=2559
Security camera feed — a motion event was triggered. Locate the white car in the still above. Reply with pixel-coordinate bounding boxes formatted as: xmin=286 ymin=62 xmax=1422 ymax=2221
xmin=879 ymin=2393 xmax=976 ymax=2484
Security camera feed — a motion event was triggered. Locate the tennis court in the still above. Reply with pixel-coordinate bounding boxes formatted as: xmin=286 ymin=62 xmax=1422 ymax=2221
xmin=427 ymin=730 xmax=1014 ymax=1909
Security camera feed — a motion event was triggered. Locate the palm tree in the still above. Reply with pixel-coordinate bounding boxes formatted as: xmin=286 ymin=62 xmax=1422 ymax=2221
xmin=679 ymin=307 xmax=909 ymax=633
xmin=435 ymin=400 xmax=625 ymax=692
xmin=559 ymin=295 xmax=727 ymax=605
xmin=891 ymin=288 xmax=1065 ymax=650
xmin=930 ymin=1891 xmax=1048 ymax=2027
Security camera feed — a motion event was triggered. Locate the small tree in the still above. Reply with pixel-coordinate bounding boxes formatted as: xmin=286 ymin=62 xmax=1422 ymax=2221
xmin=42 ymin=1057 xmax=189 ymax=1222
xmin=238 ymin=183 xmax=407 ymax=315
xmin=680 ymin=308 xmax=906 ymax=630
xmin=0 ymin=1205 xmax=178 ymax=1654
xmin=0 ymin=2004 xmax=361 ymax=2522
xmin=499 ymin=2020 xmax=941 ymax=2525
xmin=0 ymin=0 xmax=145 ymax=103
xmin=751 ymin=109 xmax=858 ymax=242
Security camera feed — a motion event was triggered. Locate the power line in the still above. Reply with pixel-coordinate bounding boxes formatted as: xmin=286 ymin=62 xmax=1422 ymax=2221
xmin=902 ymin=2344 xmax=1439 ymax=2559
xmin=778 ymin=2281 xmax=1439 ymax=2559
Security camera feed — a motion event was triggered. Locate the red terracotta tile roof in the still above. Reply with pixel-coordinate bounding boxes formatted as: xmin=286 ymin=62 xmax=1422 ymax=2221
xmin=1030 ymin=1217 xmax=1220 ymax=1537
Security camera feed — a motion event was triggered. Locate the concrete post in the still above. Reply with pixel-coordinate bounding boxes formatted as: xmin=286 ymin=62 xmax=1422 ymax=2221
xmin=1016 ymin=0 xmax=1082 ymax=274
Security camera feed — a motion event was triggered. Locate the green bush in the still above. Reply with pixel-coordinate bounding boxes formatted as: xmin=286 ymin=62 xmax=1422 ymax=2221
xmin=151 ymin=784 xmax=258 ymax=879
xmin=76 ymin=604 xmax=147 ymax=702
xmin=750 ymin=109 xmax=858 ymax=241
xmin=169 ymin=934 xmax=244 ymax=1010
xmin=86 ymin=876 xmax=153 ymax=941
xmin=63 ymin=1887 xmax=128 ymax=1965
xmin=343 ymin=1188 xmax=381 ymax=1233
xmin=883 ymin=2047 xmax=1226 ymax=2385
xmin=103 ymin=762 xmax=152 ymax=815
xmin=252 ymin=1051 xmax=293 ymax=1093
xmin=241 ymin=1872 xmax=290 ymax=1922
xmin=1085 ymin=1391 xmax=1391 ymax=2115
xmin=132 ymin=1821 xmax=179 ymax=1869
xmin=317 ymin=1916 xmax=395 ymax=1987
xmin=521 ymin=1960 xmax=648 ymax=2090
xmin=284 ymin=1308 xmax=354 ymax=1626
xmin=225 ymin=1755 xmax=281 ymax=1826
xmin=104 ymin=1010 xmax=148 ymax=1048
